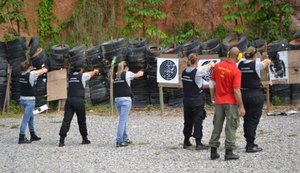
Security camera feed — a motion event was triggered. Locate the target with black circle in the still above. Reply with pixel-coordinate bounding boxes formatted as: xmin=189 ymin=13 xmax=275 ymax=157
xmin=198 ymin=59 xmax=220 ymax=85
xmin=159 ymin=60 xmax=177 ymax=80
xmin=157 ymin=58 xmax=179 ymax=83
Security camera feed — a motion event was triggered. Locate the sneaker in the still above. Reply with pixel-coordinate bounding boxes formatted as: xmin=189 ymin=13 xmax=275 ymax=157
xmin=125 ymin=139 xmax=133 ymax=144
xmin=82 ymin=138 xmax=91 ymax=144
xmin=116 ymin=142 xmax=128 ymax=147
xmin=196 ymin=143 xmax=209 ymax=150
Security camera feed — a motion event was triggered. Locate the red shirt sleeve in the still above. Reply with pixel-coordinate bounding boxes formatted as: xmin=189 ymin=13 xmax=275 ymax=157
xmin=210 ymin=65 xmax=216 ymax=81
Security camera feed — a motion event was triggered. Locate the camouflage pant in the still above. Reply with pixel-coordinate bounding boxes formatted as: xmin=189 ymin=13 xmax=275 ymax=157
xmin=209 ymin=104 xmax=240 ymax=150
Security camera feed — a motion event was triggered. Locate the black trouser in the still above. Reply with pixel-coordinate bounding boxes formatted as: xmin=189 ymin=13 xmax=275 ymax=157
xmin=59 ymin=97 xmax=87 ymax=138
xmin=183 ymin=93 xmax=205 ymax=141
xmin=242 ymin=89 xmax=264 ymax=144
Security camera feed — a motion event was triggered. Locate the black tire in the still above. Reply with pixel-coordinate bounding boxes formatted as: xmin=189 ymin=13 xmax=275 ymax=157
xmin=249 ymin=39 xmax=266 ymax=48
xmin=128 ymin=37 xmax=147 ymax=48
xmin=183 ymin=45 xmax=200 ymax=57
xmin=87 ymin=45 xmax=101 ymax=56
xmin=6 ymin=37 xmax=26 ymax=49
xmin=183 ymin=40 xmax=200 ymax=51
xmin=101 ymin=38 xmax=126 ymax=52
xmin=267 ymin=39 xmax=288 ymax=52
xmin=222 ymin=34 xmax=248 ymax=52
xmin=163 ymin=44 xmax=182 ymax=54
xmin=288 ymin=39 xmax=300 ymax=50
xmin=28 ymin=37 xmax=39 ymax=56
xmin=51 ymin=44 xmax=70 ymax=55
xmin=201 ymin=38 xmax=220 ymax=50
xmin=69 ymin=44 xmax=86 ymax=56
xmin=31 ymin=49 xmax=47 ymax=70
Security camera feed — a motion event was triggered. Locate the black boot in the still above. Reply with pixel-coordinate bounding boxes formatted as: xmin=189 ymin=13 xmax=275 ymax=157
xmin=18 ymin=134 xmax=31 ymax=144
xmin=195 ymin=138 xmax=209 ymax=150
xmin=30 ymin=131 xmax=41 ymax=141
xmin=58 ymin=137 xmax=65 ymax=147
xmin=210 ymin=147 xmax=220 ymax=160
xmin=225 ymin=149 xmax=239 ymax=160
xmin=82 ymin=137 xmax=91 ymax=144
xmin=246 ymin=142 xmax=263 ymax=153
xmin=183 ymin=137 xmax=192 ymax=149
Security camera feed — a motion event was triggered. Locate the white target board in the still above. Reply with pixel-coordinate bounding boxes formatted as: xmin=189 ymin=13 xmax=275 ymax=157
xmin=198 ymin=59 xmax=220 ymax=85
xmin=157 ymin=58 xmax=179 ymax=84
xmin=269 ymin=51 xmax=289 ymax=83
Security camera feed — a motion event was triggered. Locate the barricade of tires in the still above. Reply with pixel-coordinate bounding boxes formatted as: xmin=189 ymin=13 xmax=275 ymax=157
xmin=290 ymin=84 xmax=300 ymax=104
xmin=69 ymin=44 xmax=87 ymax=73
xmin=0 ymin=41 xmax=8 ymax=109
xmin=86 ymin=45 xmax=108 ymax=104
xmin=6 ymin=37 xmax=27 ymax=102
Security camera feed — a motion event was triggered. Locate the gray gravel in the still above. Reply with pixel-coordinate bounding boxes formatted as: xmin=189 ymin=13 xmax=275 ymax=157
xmin=0 ymin=108 xmax=300 ymax=173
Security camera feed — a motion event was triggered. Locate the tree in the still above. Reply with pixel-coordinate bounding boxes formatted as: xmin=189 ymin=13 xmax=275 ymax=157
xmin=222 ymin=0 xmax=294 ymax=41
xmin=0 ymin=0 xmax=27 ymax=39
xmin=121 ymin=0 xmax=166 ymax=41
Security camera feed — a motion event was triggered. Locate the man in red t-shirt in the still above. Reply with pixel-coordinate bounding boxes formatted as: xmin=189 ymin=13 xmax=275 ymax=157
xmin=208 ymin=47 xmax=245 ymax=161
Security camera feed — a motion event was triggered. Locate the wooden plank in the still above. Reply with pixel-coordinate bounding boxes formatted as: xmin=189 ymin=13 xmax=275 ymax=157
xmin=47 ymin=69 xmax=67 ymax=81
xmin=159 ymin=86 xmax=164 ymax=116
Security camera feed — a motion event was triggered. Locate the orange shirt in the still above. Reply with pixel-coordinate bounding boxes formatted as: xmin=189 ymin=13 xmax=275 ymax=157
xmin=211 ymin=59 xmax=241 ymax=104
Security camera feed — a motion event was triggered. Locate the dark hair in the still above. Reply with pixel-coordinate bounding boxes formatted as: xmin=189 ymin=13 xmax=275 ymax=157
xmin=187 ymin=53 xmax=199 ymax=66
xmin=20 ymin=60 xmax=31 ymax=72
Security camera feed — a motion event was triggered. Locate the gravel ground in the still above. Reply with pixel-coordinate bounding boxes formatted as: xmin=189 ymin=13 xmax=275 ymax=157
xmin=0 ymin=107 xmax=300 ymax=173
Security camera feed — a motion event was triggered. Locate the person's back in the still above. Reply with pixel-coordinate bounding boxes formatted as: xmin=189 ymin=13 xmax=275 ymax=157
xmin=211 ymin=59 xmax=241 ymax=105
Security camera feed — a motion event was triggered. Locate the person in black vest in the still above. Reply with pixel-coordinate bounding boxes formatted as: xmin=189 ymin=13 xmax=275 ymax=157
xmin=18 ymin=60 xmax=48 ymax=144
xmin=237 ymin=46 xmax=271 ymax=153
xmin=113 ymin=61 xmax=143 ymax=147
xmin=182 ymin=53 xmax=215 ymax=150
xmin=58 ymin=65 xmax=99 ymax=147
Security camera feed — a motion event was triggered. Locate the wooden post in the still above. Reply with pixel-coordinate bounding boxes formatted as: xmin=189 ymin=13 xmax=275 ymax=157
xmin=266 ymin=84 xmax=270 ymax=113
xmin=159 ymin=86 xmax=164 ymax=116
xmin=110 ymin=57 xmax=117 ymax=116
xmin=2 ymin=65 xmax=12 ymax=114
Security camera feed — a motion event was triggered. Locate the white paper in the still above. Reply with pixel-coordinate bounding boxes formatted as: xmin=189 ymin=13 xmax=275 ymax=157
xmin=157 ymin=58 xmax=179 ymax=84
xmin=198 ymin=59 xmax=220 ymax=85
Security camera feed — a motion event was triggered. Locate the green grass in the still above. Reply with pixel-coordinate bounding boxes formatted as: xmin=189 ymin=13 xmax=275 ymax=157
xmin=0 ymin=101 xmax=23 ymax=119
xmin=50 ymin=120 xmax=62 ymax=124
xmin=85 ymin=103 xmax=114 ymax=115
xmin=10 ymin=124 xmax=19 ymax=129
xmin=0 ymin=124 xmax=8 ymax=128
xmin=287 ymin=134 xmax=297 ymax=137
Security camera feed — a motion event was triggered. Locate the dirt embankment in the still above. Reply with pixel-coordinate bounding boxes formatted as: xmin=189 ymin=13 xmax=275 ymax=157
xmin=0 ymin=0 xmax=300 ymax=41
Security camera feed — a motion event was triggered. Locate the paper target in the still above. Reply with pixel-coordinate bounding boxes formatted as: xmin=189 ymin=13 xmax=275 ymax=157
xmin=198 ymin=59 xmax=220 ymax=85
xmin=157 ymin=58 xmax=179 ymax=83
xmin=269 ymin=51 xmax=288 ymax=83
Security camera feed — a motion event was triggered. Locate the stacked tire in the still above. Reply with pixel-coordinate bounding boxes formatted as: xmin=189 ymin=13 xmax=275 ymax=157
xmin=271 ymin=84 xmax=290 ymax=105
xmin=49 ymin=44 xmax=70 ymax=71
xmin=69 ymin=44 xmax=87 ymax=73
xmin=0 ymin=41 xmax=8 ymax=109
xmin=101 ymin=38 xmax=127 ymax=69
xmin=201 ymin=38 xmax=221 ymax=55
xmin=290 ymin=84 xmax=300 ymax=105
xmin=182 ymin=40 xmax=201 ymax=57
xmin=6 ymin=37 xmax=27 ymax=102
xmin=86 ymin=45 xmax=108 ymax=104
xmin=146 ymin=44 xmax=162 ymax=106
xmin=249 ymin=39 xmax=267 ymax=53
xmin=222 ymin=34 xmax=248 ymax=56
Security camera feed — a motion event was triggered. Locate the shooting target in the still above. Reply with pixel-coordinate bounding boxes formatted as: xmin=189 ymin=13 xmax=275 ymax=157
xmin=269 ymin=51 xmax=288 ymax=82
xmin=157 ymin=58 xmax=179 ymax=83
xmin=198 ymin=59 xmax=220 ymax=85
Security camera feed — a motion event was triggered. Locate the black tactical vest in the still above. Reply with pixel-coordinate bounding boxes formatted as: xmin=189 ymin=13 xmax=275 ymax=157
xmin=113 ymin=72 xmax=132 ymax=98
xmin=182 ymin=68 xmax=202 ymax=97
xmin=238 ymin=60 xmax=262 ymax=89
xmin=20 ymin=72 xmax=35 ymax=97
xmin=67 ymin=73 xmax=85 ymax=98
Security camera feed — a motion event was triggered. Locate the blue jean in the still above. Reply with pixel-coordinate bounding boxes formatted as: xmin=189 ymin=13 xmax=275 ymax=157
xmin=19 ymin=99 xmax=36 ymax=135
xmin=115 ymin=97 xmax=132 ymax=143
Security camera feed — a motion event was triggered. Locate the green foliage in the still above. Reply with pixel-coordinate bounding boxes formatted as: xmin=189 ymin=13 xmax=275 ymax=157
xmin=0 ymin=100 xmax=23 ymax=118
xmin=85 ymin=103 xmax=113 ymax=115
xmin=122 ymin=0 xmax=166 ymax=41
xmin=214 ymin=24 xmax=230 ymax=40
xmin=0 ymin=0 xmax=27 ymax=40
xmin=38 ymin=0 xmax=63 ymax=49
xmin=222 ymin=0 xmax=294 ymax=42
xmin=271 ymin=96 xmax=281 ymax=106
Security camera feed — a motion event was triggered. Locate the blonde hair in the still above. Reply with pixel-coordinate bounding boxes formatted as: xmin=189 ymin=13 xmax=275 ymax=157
xmin=187 ymin=53 xmax=199 ymax=66
xmin=116 ymin=61 xmax=127 ymax=79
